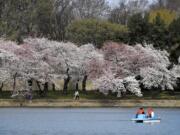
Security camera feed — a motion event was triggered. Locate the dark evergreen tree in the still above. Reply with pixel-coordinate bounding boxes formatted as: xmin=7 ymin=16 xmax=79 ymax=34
xmin=169 ymin=17 xmax=180 ymax=63
xmin=169 ymin=17 xmax=180 ymax=45
xmin=149 ymin=14 xmax=170 ymax=49
xmin=127 ymin=13 xmax=151 ymax=45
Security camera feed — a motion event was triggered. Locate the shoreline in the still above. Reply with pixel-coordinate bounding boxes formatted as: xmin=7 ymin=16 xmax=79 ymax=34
xmin=0 ymin=99 xmax=180 ymax=108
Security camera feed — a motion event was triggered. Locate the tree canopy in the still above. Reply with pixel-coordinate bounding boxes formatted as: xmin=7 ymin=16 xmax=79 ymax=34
xmin=66 ymin=19 xmax=128 ymax=48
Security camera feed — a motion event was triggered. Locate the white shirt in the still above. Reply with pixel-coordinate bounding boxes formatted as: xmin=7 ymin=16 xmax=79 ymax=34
xmin=75 ymin=91 xmax=79 ymax=96
xmin=151 ymin=112 xmax=155 ymax=118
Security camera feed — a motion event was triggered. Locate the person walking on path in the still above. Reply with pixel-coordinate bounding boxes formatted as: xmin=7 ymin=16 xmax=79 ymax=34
xmin=74 ymin=91 xmax=80 ymax=100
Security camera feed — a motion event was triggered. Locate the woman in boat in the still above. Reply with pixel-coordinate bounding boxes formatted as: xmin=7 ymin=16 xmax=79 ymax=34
xmin=147 ymin=108 xmax=155 ymax=118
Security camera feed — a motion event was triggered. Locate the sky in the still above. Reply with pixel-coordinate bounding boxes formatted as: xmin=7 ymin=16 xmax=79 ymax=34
xmin=107 ymin=0 xmax=155 ymax=7
xmin=107 ymin=0 xmax=120 ymax=7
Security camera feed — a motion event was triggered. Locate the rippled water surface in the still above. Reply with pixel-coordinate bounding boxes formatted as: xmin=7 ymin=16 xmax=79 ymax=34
xmin=0 ymin=108 xmax=180 ymax=135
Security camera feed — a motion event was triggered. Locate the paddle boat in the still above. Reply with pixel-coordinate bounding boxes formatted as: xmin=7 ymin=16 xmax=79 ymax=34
xmin=131 ymin=114 xmax=161 ymax=123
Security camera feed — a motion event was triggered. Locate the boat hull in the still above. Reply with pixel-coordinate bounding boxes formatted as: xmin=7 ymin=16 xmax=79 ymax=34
xmin=131 ymin=118 xmax=161 ymax=123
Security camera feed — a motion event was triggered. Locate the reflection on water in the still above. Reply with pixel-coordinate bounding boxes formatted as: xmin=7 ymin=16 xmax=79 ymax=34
xmin=0 ymin=108 xmax=180 ymax=135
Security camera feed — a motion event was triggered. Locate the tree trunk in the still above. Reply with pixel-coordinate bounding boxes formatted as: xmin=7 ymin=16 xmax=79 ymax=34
xmin=63 ymin=68 xmax=71 ymax=95
xmin=13 ymin=73 xmax=17 ymax=94
xmin=36 ymin=81 xmax=43 ymax=96
xmin=27 ymin=79 xmax=33 ymax=93
xmin=0 ymin=83 xmax=3 ymax=93
xmin=76 ymin=79 xmax=79 ymax=91
xmin=43 ymin=82 xmax=48 ymax=96
xmin=82 ymin=75 xmax=88 ymax=93
xmin=63 ymin=76 xmax=70 ymax=95
xmin=52 ymin=83 xmax=56 ymax=91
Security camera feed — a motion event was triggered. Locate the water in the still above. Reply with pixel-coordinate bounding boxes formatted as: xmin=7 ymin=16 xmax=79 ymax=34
xmin=0 ymin=108 xmax=180 ymax=135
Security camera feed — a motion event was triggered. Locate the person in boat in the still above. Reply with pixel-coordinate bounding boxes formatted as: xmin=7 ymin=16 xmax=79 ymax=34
xmin=136 ymin=108 xmax=145 ymax=118
xmin=147 ymin=108 xmax=155 ymax=118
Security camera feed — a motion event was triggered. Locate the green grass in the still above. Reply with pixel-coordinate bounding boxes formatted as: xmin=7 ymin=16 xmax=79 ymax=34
xmin=33 ymin=90 xmax=119 ymax=100
xmin=0 ymin=91 xmax=12 ymax=99
xmin=0 ymin=90 xmax=180 ymax=100
xmin=141 ymin=90 xmax=180 ymax=100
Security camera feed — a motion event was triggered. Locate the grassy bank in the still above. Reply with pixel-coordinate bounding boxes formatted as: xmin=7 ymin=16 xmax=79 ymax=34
xmin=0 ymin=90 xmax=180 ymax=107
xmin=1 ymin=90 xmax=180 ymax=100
xmin=0 ymin=99 xmax=180 ymax=108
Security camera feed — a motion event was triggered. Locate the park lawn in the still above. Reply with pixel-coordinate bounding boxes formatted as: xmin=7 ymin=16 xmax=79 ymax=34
xmin=0 ymin=90 xmax=180 ymax=100
xmin=33 ymin=90 xmax=118 ymax=100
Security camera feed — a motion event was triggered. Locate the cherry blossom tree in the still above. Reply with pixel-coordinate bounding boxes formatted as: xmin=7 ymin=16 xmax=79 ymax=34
xmin=93 ymin=70 xmax=126 ymax=97
xmin=102 ymin=42 xmax=170 ymax=78
xmin=94 ymin=70 xmax=142 ymax=97
xmin=78 ymin=44 xmax=104 ymax=92
xmin=24 ymin=38 xmax=82 ymax=94
xmin=0 ymin=49 xmax=14 ymax=92
xmin=0 ymin=39 xmax=53 ymax=97
xmin=0 ymin=43 xmax=22 ymax=94
xmin=140 ymin=67 xmax=177 ymax=90
xmin=171 ymin=57 xmax=180 ymax=89
xmin=138 ymin=45 xmax=177 ymax=90
xmin=24 ymin=38 xmax=63 ymax=94
xmin=0 ymin=37 xmax=178 ymax=98
xmin=99 ymin=42 xmax=177 ymax=95
xmin=24 ymin=38 xmax=105 ymax=94
xmin=123 ymin=76 xmax=142 ymax=97
xmin=102 ymin=42 xmax=145 ymax=78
